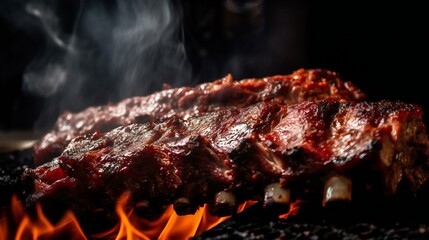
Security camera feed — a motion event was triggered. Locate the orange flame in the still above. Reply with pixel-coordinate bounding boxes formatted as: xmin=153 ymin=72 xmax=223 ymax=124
xmin=1 ymin=195 xmax=87 ymax=240
xmin=278 ymin=200 xmax=302 ymax=219
xmin=91 ymin=192 xmax=257 ymax=239
xmin=1 ymin=194 xmax=301 ymax=239
xmin=1 ymin=216 xmax=9 ymax=240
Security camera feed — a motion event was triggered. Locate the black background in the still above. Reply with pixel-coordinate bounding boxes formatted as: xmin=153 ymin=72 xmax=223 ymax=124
xmin=1 ymin=0 xmax=428 ymax=131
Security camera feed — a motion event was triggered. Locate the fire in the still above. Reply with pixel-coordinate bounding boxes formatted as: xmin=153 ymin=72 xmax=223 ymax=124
xmin=278 ymin=200 xmax=302 ymax=219
xmin=91 ymin=192 xmax=256 ymax=239
xmin=1 ymin=195 xmax=87 ymax=240
xmin=1 ymin=193 xmax=300 ymax=239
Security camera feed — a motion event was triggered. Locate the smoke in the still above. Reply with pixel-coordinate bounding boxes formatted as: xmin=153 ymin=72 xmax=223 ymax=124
xmin=17 ymin=0 xmax=191 ymax=129
xmin=108 ymin=0 xmax=191 ymax=98
xmin=22 ymin=1 xmax=74 ymax=98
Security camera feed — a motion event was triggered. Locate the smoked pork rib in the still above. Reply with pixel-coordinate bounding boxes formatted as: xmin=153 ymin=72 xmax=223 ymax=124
xmin=23 ymin=100 xmax=429 ymax=217
xmin=33 ymin=69 xmax=366 ymax=165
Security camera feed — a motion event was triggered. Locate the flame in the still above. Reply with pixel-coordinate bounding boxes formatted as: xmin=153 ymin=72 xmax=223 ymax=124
xmin=1 ymin=195 xmax=87 ymax=240
xmin=1 ymin=193 xmax=303 ymax=239
xmin=91 ymin=192 xmax=257 ymax=239
xmin=278 ymin=200 xmax=302 ymax=219
xmin=1 ymin=216 xmax=9 ymax=240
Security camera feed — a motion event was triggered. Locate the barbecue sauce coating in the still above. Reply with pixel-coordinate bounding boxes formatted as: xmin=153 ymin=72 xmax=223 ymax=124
xmin=33 ymin=69 xmax=366 ymax=166
xmin=23 ymin=100 xmax=429 ymax=218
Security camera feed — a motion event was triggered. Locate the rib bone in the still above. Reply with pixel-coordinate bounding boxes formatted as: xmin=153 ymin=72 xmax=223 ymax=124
xmin=208 ymin=191 xmax=238 ymax=217
xmin=323 ymin=175 xmax=352 ymax=206
xmin=264 ymin=183 xmax=291 ymax=207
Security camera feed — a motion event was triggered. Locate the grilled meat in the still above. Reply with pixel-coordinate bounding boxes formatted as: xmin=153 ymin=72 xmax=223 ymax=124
xmin=32 ymin=69 xmax=365 ymax=166
xmin=22 ymin=100 xmax=429 ymax=218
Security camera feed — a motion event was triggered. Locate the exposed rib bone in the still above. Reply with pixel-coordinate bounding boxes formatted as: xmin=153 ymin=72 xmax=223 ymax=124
xmin=208 ymin=191 xmax=238 ymax=217
xmin=323 ymin=175 xmax=352 ymax=206
xmin=264 ymin=183 xmax=291 ymax=208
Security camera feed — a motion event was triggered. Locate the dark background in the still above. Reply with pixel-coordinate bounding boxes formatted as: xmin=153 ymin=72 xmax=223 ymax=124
xmin=1 ymin=0 xmax=428 ymax=131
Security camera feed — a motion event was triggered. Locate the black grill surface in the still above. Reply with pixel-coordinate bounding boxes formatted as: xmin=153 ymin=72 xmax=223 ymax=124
xmin=193 ymin=202 xmax=429 ymax=240
xmin=0 ymin=148 xmax=33 ymax=206
xmin=194 ymin=219 xmax=429 ymax=240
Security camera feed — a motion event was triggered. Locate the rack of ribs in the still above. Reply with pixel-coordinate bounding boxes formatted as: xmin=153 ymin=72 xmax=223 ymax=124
xmin=22 ymin=100 xmax=429 ymax=220
xmin=32 ymin=69 xmax=366 ymax=166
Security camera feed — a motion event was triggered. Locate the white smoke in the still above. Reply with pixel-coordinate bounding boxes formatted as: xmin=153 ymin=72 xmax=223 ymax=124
xmin=108 ymin=0 xmax=191 ymax=98
xmin=19 ymin=0 xmax=191 ymax=129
